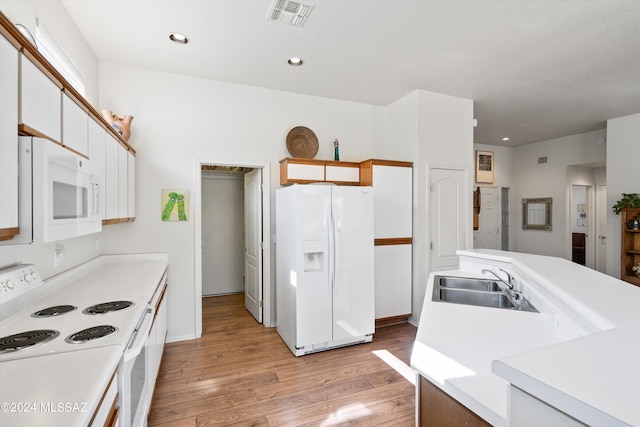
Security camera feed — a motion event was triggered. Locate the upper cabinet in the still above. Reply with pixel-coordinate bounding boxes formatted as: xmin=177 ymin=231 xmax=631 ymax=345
xmin=62 ymin=92 xmax=89 ymax=156
xmin=360 ymin=160 xmax=413 ymax=239
xmin=20 ymin=52 xmax=62 ymax=142
xmin=280 ymin=158 xmax=360 ymax=186
xmin=0 ymin=32 xmax=19 ymax=241
xmin=1 ymin=11 xmax=136 ymax=232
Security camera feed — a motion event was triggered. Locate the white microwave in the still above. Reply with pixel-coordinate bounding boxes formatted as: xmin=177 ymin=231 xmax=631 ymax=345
xmin=11 ymin=137 xmax=102 ymax=244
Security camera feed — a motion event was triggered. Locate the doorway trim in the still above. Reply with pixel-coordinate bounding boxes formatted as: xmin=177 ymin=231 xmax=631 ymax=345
xmin=194 ymin=159 xmax=272 ymax=338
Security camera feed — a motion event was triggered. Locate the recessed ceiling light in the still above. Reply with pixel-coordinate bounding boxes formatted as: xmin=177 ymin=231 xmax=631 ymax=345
xmin=288 ymin=57 xmax=304 ymax=66
xmin=169 ymin=33 xmax=189 ymax=44
xmin=502 ymin=137 xmax=510 ymax=141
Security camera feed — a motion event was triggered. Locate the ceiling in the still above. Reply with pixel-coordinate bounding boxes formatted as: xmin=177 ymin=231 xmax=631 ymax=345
xmin=60 ymin=0 xmax=640 ymax=147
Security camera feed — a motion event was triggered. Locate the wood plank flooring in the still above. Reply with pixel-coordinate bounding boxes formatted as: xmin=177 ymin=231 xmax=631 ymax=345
xmin=148 ymin=294 xmax=418 ymax=426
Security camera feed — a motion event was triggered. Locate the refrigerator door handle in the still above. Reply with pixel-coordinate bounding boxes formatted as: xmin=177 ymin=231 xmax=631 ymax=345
xmin=329 ymin=199 xmax=336 ymax=295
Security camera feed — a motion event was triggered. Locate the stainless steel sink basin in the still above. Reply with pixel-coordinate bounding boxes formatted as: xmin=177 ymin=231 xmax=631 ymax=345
xmin=437 ymin=276 xmax=502 ymax=292
xmin=432 ymin=276 xmax=538 ymax=312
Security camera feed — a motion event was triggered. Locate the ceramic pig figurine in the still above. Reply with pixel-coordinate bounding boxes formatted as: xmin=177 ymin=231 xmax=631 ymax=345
xmin=100 ymin=110 xmax=134 ymax=142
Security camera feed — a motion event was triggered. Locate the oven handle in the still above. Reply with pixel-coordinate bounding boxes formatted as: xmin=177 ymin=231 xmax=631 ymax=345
xmin=123 ymin=307 xmax=153 ymax=363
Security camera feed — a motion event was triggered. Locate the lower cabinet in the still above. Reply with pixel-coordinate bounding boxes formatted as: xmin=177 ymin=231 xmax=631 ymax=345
xmin=418 ymin=375 xmax=490 ymax=427
xmin=374 ymin=244 xmax=411 ymax=319
xmin=148 ymin=284 xmax=168 ymax=395
xmin=90 ymin=370 xmax=119 ymax=427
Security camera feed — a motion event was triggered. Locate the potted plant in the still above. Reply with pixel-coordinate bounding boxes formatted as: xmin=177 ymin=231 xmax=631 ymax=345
xmin=612 ymin=193 xmax=640 ymax=215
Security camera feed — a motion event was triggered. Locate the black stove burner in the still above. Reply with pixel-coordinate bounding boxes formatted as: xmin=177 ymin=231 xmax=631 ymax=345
xmin=0 ymin=330 xmax=60 ymax=353
xmin=65 ymin=325 xmax=117 ymax=344
xmin=83 ymin=300 xmax=134 ymax=315
xmin=32 ymin=305 xmax=77 ymax=318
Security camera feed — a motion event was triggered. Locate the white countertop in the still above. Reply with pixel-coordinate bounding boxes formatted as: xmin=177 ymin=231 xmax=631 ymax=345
xmin=410 ymin=249 xmax=640 ymax=426
xmin=0 ymin=253 xmax=168 ymax=427
xmin=0 ymin=346 xmax=122 ymax=427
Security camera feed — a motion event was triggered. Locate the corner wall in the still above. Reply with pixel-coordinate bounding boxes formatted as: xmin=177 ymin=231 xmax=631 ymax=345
xmin=606 ymin=112 xmax=640 ymax=278
xmin=511 ymin=130 xmax=606 ymax=258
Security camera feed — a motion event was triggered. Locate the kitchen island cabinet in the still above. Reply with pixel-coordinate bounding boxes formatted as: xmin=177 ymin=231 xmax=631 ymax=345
xmin=0 ymin=31 xmax=19 ymax=241
xmin=411 ymin=249 xmax=640 ymax=426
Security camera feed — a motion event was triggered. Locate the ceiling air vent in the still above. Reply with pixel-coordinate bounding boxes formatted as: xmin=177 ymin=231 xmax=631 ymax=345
xmin=537 ymin=156 xmax=549 ymax=165
xmin=267 ymin=0 xmax=314 ymax=27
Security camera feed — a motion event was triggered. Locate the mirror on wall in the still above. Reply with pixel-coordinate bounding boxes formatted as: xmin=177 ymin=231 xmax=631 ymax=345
xmin=522 ymin=197 xmax=552 ymax=230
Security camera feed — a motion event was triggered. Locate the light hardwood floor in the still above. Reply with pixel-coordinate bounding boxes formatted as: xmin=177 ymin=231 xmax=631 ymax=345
xmin=148 ymin=294 xmax=417 ymax=426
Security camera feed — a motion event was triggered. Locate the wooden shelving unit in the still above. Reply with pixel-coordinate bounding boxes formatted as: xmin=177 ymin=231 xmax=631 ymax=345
xmin=621 ymin=208 xmax=640 ymax=286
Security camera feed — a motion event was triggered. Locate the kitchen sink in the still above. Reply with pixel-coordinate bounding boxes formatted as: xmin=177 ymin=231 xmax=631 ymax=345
xmin=432 ymin=276 xmax=538 ymax=312
xmin=437 ymin=276 xmax=502 ymax=292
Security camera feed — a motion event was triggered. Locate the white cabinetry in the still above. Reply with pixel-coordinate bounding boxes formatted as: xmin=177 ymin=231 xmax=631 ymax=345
xmin=360 ymin=160 xmax=413 ymax=321
xmin=374 ymin=244 xmax=412 ymax=318
xmin=118 ymin=145 xmax=128 ymax=218
xmin=104 ymin=133 xmax=134 ymax=222
xmin=62 ymin=93 xmax=88 ymax=155
xmin=280 ymin=158 xmax=361 ymax=185
xmin=0 ymin=33 xmax=19 ymax=241
xmin=20 ymin=54 xmax=61 ymax=141
xmin=127 ymin=151 xmax=135 ymax=218
xmin=105 ymin=134 xmax=120 ymax=221
xmin=88 ymin=119 xmax=106 ymax=221
xmin=148 ymin=283 xmax=167 ymax=395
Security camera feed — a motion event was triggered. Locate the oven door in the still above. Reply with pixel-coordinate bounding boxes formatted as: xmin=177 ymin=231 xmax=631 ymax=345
xmin=119 ymin=306 xmax=153 ymax=427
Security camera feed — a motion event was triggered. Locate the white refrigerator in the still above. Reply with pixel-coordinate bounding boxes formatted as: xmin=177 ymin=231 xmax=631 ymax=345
xmin=276 ymin=184 xmax=375 ymax=356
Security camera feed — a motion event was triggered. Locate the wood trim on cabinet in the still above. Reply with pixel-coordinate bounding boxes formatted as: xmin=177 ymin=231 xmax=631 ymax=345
xmin=375 ymin=315 xmax=409 ymax=328
xmin=359 ymin=159 xmax=413 ymax=186
xmin=0 ymin=227 xmax=20 ymax=241
xmin=279 ymin=158 xmax=360 ymax=186
xmin=19 ymin=124 xmax=91 ymax=159
xmin=150 ymin=283 xmax=168 ymax=333
xmin=87 ymin=369 xmax=118 ymax=427
xmin=102 ymin=217 xmax=135 ymax=226
xmin=0 ymin=11 xmax=136 ymax=154
xmin=374 ymin=237 xmax=412 ymax=246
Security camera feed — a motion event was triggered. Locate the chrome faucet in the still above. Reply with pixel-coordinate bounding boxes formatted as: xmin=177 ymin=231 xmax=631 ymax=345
xmin=482 ymin=268 xmax=519 ymax=297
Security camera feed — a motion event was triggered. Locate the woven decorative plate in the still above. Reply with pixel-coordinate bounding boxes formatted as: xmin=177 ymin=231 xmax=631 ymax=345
xmin=286 ymin=126 xmax=319 ymax=158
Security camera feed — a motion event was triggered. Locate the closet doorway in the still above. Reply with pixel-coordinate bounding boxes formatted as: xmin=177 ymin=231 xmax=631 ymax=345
xmin=198 ymin=163 xmax=268 ymax=328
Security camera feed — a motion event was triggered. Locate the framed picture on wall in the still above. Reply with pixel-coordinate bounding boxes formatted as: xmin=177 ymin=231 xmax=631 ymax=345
xmin=475 ymin=150 xmax=494 ymax=183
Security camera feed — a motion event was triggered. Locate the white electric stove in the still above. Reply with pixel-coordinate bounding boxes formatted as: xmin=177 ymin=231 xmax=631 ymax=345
xmin=0 ymin=264 xmax=147 ymax=363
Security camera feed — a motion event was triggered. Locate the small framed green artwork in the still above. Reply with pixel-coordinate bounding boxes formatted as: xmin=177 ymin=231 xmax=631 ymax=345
xmin=161 ymin=189 xmax=189 ymax=221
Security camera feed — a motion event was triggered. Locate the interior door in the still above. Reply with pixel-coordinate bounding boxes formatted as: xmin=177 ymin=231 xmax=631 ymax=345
xmin=595 ymin=184 xmax=607 ymax=273
xmin=430 ymin=168 xmax=468 ymax=272
xmin=473 ymin=186 xmax=500 ymax=249
xmin=244 ymin=169 xmax=263 ymax=323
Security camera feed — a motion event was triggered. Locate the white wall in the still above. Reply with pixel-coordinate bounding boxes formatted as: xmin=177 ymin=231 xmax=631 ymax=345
xmin=96 ymin=61 xmax=385 ymax=341
xmin=474 ymin=143 xmax=515 ymax=189
xmin=606 ymin=112 xmax=640 ymax=278
xmin=201 ymin=174 xmax=244 ymax=296
xmin=510 ymin=129 xmax=606 ymax=258
xmin=415 ymin=90 xmax=474 ymax=324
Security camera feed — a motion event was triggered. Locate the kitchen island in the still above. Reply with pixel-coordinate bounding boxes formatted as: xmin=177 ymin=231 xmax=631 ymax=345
xmin=411 ymin=249 xmax=640 ymax=426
